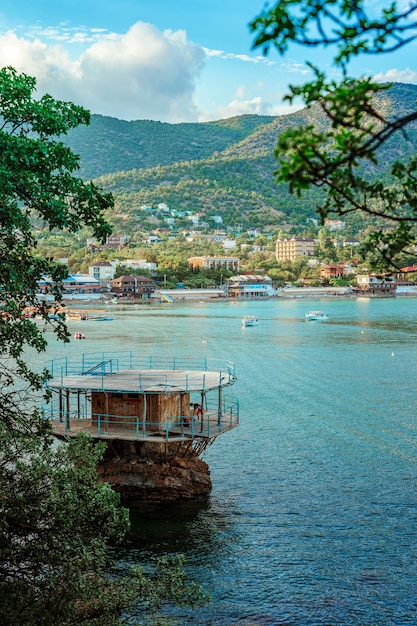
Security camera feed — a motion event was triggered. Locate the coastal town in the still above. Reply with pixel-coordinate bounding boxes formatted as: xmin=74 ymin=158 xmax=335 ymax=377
xmin=42 ymin=230 xmax=417 ymax=301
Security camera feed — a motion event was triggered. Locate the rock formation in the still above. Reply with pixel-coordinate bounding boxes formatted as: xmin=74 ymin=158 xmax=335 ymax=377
xmin=96 ymin=439 xmax=211 ymax=502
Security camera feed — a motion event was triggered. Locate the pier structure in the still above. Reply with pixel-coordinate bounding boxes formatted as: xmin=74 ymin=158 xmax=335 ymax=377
xmin=44 ymin=352 xmax=239 ymax=501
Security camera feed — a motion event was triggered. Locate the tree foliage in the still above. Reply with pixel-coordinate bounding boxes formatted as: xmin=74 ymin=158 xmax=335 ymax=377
xmin=0 ymin=66 xmax=113 ymax=389
xmin=0 ymin=421 xmax=208 ymax=625
xmin=0 ymin=67 xmax=207 ymax=624
xmin=250 ymin=1 xmax=417 ymax=268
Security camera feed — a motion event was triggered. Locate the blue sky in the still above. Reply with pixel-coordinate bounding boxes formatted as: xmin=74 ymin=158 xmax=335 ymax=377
xmin=0 ymin=1 xmax=416 ymax=123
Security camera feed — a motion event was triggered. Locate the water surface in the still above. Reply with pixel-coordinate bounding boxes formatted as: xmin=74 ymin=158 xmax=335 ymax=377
xmin=44 ymin=297 xmax=417 ymax=625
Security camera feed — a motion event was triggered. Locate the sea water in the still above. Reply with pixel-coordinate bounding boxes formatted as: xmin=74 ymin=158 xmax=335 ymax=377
xmin=43 ymin=296 xmax=417 ymax=624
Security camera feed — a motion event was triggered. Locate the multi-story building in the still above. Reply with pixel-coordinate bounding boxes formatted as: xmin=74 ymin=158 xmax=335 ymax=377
xmin=355 ymin=274 xmax=397 ymax=295
xmin=275 ymin=237 xmax=315 ymax=262
xmin=110 ymin=275 xmax=155 ymax=299
xmin=38 ymin=273 xmax=101 ymax=295
xmin=89 ymin=262 xmax=116 ymax=285
xmin=224 ymin=274 xmax=275 ymax=298
xmin=187 ymin=256 xmax=240 ymax=272
xmin=319 ymin=264 xmax=349 ymax=281
xmin=118 ymin=259 xmax=157 ymax=274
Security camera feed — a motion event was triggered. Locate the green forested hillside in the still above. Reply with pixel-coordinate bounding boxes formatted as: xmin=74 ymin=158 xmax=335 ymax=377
xmin=65 ymin=114 xmax=275 ymax=180
xmin=64 ymin=83 xmax=417 ymax=233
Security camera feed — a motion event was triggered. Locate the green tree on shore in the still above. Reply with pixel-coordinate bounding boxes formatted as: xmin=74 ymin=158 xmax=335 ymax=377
xmin=0 ymin=66 xmax=207 ymax=625
xmin=250 ymin=1 xmax=417 ymax=269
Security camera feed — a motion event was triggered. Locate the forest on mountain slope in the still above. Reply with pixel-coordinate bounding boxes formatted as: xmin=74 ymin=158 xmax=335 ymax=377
xmin=63 ymin=82 xmax=417 ymax=234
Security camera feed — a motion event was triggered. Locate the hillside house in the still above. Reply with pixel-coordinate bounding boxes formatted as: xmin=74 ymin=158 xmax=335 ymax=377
xmin=86 ymin=235 xmax=129 ymax=251
xmin=324 ymin=219 xmax=346 ymax=231
xmin=223 ymin=238 xmax=237 ymax=251
xmin=276 ymin=237 xmax=316 ymax=262
xmin=106 ymin=235 xmax=129 ymax=249
xmin=320 ymin=264 xmax=349 ymax=281
xmin=118 ymin=259 xmax=157 ymax=274
xmin=343 ymin=237 xmax=361 ymax=247
xmin=188 ymin=256 xmax=240 ymax=272
xmin=146 ymin=234 xmax=160 ymax=245
xmin=89 ymin=262 xmax=116 ymax=287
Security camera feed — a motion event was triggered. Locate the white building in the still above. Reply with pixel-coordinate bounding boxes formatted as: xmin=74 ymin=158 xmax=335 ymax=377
xmin=324 ymin=219 xmax=346 ymax=231
xmin=118 ymin=259 xmax=157 ymax=272
xmin=146 ymin=235 xmax=160 ymax=245
xmin=188 ymin=256 xmax=240 ymax=272
xmin=223 ymin=238 xmax=237 ymax=250
xmin=89 ymin=262 xmax=116 ymax=284
xmin=225 ymin=274 xmax=276 ymax=298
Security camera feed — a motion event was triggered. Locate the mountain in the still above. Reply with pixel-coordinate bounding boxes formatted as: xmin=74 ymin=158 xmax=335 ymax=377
xmin=65 ymin=114 xmax=276 ymax=180
xmin=64 ymin=83 xmax=417 ymax=232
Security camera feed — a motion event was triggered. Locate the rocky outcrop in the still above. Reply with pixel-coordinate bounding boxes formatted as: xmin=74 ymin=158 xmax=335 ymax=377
xmin=96 ymin=439 xmax=211 ymax=502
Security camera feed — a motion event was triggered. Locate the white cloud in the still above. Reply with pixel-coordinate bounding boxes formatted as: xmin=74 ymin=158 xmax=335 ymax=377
xmin=0 ymin=30 xmax=73 ymax=81
xmin=74 ymin=23 xmax=206 ymax=121
xmin=203 ymin=47 xmax=275 ymax=65
xmin=0 ymin=22 xmax=207 ymax=122
xmin=200 ymin=95 xmax=298 ymax=121
xmin=373 ymin=68 xmax=417 ymax=84
xmin=281 ymin=60 xmax=314 ymax=75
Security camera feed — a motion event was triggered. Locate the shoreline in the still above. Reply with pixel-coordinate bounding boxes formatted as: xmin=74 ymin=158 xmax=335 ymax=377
xmin=58 ymin=290 xmax=417 ymax=308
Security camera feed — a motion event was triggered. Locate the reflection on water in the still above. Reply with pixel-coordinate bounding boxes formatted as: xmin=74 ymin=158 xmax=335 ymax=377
xmin=121 ymin=498 xmax=238 ymax=564
xmin=41 ymin=296 xmax=417 ymax=625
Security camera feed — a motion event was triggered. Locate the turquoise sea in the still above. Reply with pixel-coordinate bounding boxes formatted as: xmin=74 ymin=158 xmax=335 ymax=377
xmin=44 ymin=296 xmax=417 ymax=625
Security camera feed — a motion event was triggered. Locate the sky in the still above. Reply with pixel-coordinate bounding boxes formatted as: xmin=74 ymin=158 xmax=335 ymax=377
xmin=0 ymin=1 xmax=416 ymax=124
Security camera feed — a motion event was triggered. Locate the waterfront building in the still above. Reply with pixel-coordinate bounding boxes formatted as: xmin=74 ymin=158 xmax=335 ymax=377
xmin=38 ymin=273 xmax=101 ymax=295
xmin=355 ymin=274 xmax=397 ymax=295
xmin=110 ymin=275 xmax=156 ymax=299
xmin=224 ymin=274 xmax=275 ymax=298
xmin=44 ymin=352 xmax=239 ymax=500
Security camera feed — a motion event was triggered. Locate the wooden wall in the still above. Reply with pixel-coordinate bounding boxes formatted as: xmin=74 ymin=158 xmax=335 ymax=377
xmin=91 ymin=390 xmax=191 ymax=431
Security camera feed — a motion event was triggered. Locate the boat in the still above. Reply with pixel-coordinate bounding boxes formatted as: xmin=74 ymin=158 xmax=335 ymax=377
xmin=242 ymin=315 xmax=259 ymax=327
xmin=305 ymin=310 xmax=329 ymax=321
xmin=86 ymin=316 xmax=113 ymax=321
xmin=74 ymin=332 xmax=87 ymax=340
xmin=79 ymin=313 xmax=113 ymax=321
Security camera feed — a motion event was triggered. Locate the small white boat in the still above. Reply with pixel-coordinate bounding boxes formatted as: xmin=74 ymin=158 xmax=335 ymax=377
xmin=242 ymin=315 xmax=259 ymax=327
xmin=305 ymin=310 xmax=329 ymax=321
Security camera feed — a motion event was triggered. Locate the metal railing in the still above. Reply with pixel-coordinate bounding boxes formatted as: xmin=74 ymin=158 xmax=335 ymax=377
xmin=43 ymin=400 xmax=239 ymax=441
xmin=49 ymin=352 xmax=236 ymax=379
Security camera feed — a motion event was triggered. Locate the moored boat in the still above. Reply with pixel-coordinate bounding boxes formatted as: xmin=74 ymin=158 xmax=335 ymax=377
xmin=242 ymin=315 xmax=259 ymax=327
xmin=86 ymin=316 xmax=113 ymax=321
xmin=305 ymin=310 xmax=329 ymax=321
